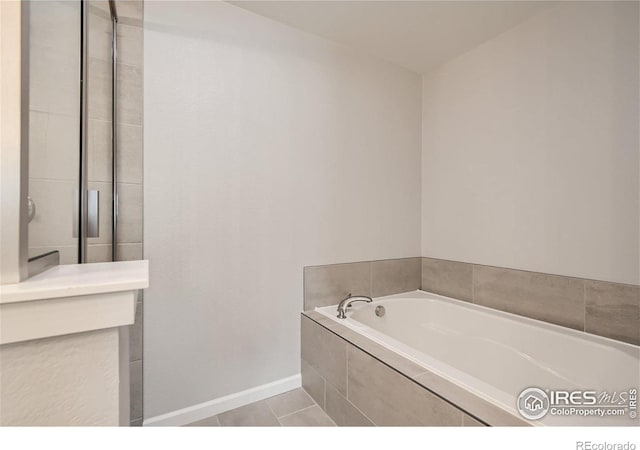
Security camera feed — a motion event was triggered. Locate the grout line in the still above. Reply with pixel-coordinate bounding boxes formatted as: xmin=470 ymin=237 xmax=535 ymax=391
xmin=277 ymin=404 xmax=316 ymax=421
xmin=345 ymin=345 xmax=349 ymax=400
xmin=336 ymin=380 xmax=376 ymax=426
xmin=582 ymin=280 xmax=586 ymax=332
xmin=323 ymin=377 xmax=326 ymax=411
xmin=302 ymin=266 xmax=307 ymax=311
xmin=29 ymin=177 xmax=78 ymax=183
xmin=304 ymin=256 xmax=422 ymax=271
xmin=269 ymin=390 xmax=319 ymax=419
xmin=87 ymin=117 xmax=143 ymax=128
xmin=369 ymin=261 xmax=373 ymax=297
xmin=472 ymin=264 xmax=476 ymax=303
xmin=264 ymin=397 xmax=283 ymax=425
xmin=422 ymin=257 xmax=640 ymax=287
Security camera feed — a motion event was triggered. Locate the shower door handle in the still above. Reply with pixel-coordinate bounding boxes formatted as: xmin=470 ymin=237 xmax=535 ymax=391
xmin=73 ymin=189 xmax=99 ymax=238
xmin=87 ymin=190 xmax=99 ymax=238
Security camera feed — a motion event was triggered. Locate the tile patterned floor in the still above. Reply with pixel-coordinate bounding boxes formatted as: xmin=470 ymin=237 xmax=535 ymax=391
xmin=184 ymin=388 xmax=336 ymax=427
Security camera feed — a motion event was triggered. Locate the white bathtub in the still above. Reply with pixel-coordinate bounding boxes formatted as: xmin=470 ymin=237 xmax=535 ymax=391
xmin=316 ymin=290 xmax=640 ymax=426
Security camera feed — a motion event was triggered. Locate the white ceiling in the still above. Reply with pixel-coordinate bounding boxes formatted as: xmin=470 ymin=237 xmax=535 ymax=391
xmin=228 ymin=1 xmax=555 ymax=74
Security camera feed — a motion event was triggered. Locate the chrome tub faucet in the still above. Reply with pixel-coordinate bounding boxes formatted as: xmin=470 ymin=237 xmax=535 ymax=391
xmin=337 ymin=293 xmax=373 ymax=319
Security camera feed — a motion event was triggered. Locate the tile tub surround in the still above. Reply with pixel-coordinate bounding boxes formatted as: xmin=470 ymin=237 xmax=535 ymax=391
xmin=421 ymin=257 xmax=640 ymax=346
xmin=300 ymin=313 xmax=492 ymax=427
xmin=303 ymin=258 xmax=421 ymax=310
xmin=305 ymin=256 xmax=639 ymax=345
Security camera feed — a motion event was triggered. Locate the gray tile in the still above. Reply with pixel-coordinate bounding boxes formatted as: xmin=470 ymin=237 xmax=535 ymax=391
xmin=130 ymin=360 xmax=142 ymax=421
xmin=421 ymin=257 xmax=473 ymax=302
xmin=130 ymin=418 xmax=143 ymax=427
xmin=29 ymin=43 xmax=79 ymax=116
xmin=344 ymin=330 xmax=427 ymax=378
xmin=266 ymin=388 xmax=314 ymax=418
xmin=325 ymin=383 xmax=373 ymax=426
xmin=371 ymin=258 xmax=421 ymax=297
xmin=88 ymin=57 xmax=112 ymax=122
xmin=278 ymin=406 xmax=335 ymax=427
xmin=116 ymin=183 xmax=143 ymax=243
xmin=301 ymin=359 xmax=325 ymax=409
xmin=116 ymin=63 xmax=143 ymax=126
xmin=117 ymin=243 xmax=143 ymax=261
xmin=117 ymin=23 xmax=143 ymax=68
xmin=130 ymin=302 xmax=143 ymax=362
xmin=29 ymin=2 xmax=80 ymax=57
xmin=28 ymin=179 xmax=78 ymax=247
xmin=347 ymin=345 xmax=462 ymax=426
xmin=87 ymin=119 xmax=112 ymax=183
xmin=302 ymin=310 xmax=343 ymax=332
xmin=301 ymin=315 xmax=347 ymax=395
xmin=585 ymin=281 xmax=640 ymax=345
xmin=413 ymin=369 xmax=527 ymax=426
xmin=117 ymin=0 xmax=143 ymax=24
xmin=117 ymin=124 xmax=143 ymax=184
xmin=217 ymin=401 xmax=279 ymax=427
xmin=29 ymin=112 xmax=79 ymax=181
xmin=304 ymin=262 xmax=371 ymax=310
xmin=87 ymin=117 xmax=141 ymax=187
xmin=88 ymin=4 xmax=112 ymax=62
xmin=185 ymin=415 xmax=220 ymax=427
xmin=86 ymin=244 xmax=111 ymax=263
xmin=473 ymin=265 xmax=584 ymax=330
xmin=463 ymin=414 xmax=485 ymax=426
xmin=302 ymin=312 xmax=426 ymax=378
xmin=85 ymin=243 xmax=143 ymax=263
xmin=27 ymin=111 xmax=49 ymax=178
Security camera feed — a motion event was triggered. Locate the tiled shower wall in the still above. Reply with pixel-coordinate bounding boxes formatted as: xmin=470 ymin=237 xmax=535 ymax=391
xmin=86 ymin=0 xmax=144 ymax=426
xmin=304 ymin=257 xmax=640 ymax=346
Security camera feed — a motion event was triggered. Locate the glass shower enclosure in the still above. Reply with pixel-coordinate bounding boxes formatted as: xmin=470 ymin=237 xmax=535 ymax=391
xmin=27 ymin=0 xmax=119 ymax=273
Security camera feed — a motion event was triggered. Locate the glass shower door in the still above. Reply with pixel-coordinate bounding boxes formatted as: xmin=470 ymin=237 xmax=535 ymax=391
xmin=27 ymin=0 xmax=82 ymax=265
xmin=27 ymin=0 xmax=117 ymax=267
xmin=86 ymin=0 xmax=116 ymax=263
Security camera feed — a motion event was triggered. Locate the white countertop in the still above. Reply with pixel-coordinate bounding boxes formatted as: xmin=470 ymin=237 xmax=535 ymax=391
xmin=0 ymin=260 xmax=149 ymax=304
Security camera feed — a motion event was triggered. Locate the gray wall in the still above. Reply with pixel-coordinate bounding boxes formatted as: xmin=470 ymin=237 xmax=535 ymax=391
xmin=421 ymin=2 xmax=640 ymax=286
xmin=144 ymin=1 xmax=421 ymax=421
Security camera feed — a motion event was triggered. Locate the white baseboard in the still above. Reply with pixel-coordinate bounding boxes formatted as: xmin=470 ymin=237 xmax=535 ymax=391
xmin=142 ymin=374 xmax=301 ymax=427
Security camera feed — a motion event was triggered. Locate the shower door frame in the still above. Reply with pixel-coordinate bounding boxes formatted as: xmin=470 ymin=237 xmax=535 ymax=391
xmin=78 ymin=0 xmax=119 ymax=263
xmin=0 ymin=1 xmax=30 ymax=284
